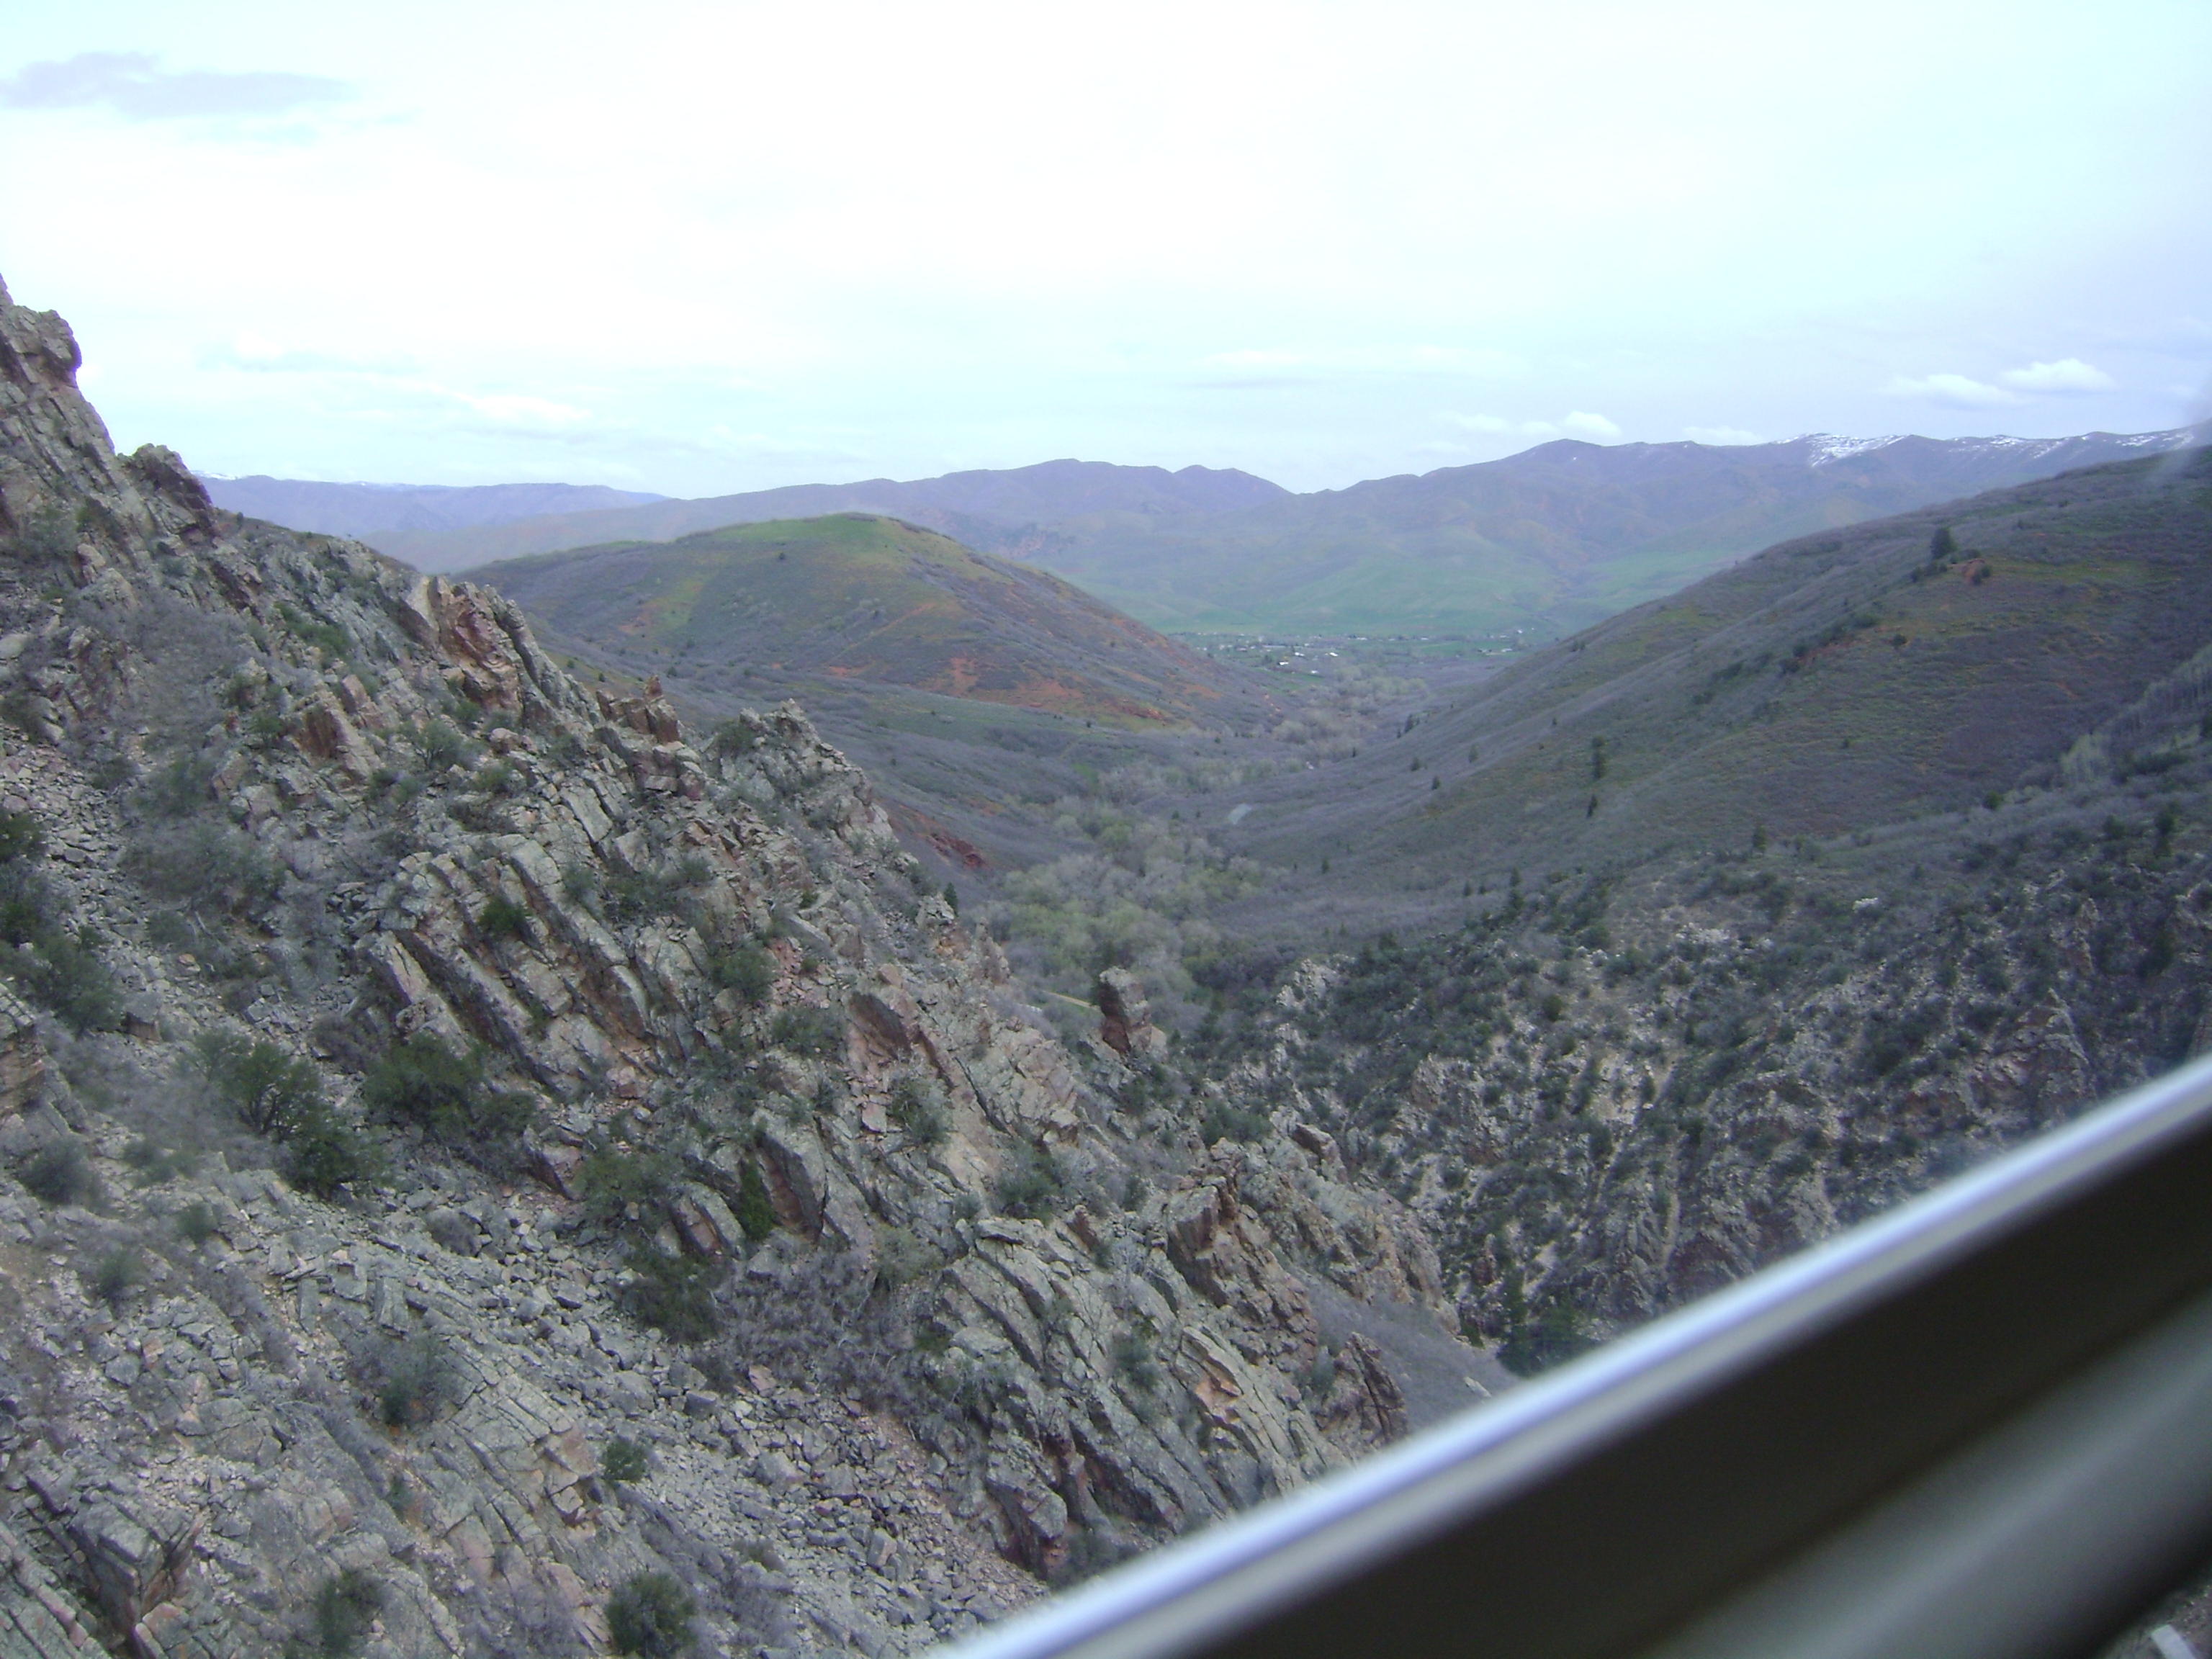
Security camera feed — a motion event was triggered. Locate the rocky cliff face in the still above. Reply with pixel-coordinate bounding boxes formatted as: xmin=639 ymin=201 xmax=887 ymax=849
xmin=0 ymin=278 xmax=1462 ymax=1657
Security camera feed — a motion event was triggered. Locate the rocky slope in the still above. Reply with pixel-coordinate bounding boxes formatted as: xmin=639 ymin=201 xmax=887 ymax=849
xmin=1194 ymin=752 xmax=2212 ymax=1372
xmin=0 ymin=278 xmax=1463 ymax=1658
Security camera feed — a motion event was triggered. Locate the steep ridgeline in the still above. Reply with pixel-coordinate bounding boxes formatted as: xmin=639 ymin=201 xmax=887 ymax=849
xmin=0 ymin=276 xmax=1460 ymax=1658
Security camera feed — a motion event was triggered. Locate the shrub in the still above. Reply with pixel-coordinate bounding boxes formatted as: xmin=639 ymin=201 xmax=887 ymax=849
xmin=709 ymin=942 xmax=776 ymax=1004
xmin=195 ymin=1030 xmax=323 ymax=1136
xmin=993 ymin=1148 xmax=1065 ymax=1218
xmin=20 ymin=1140 xmax=97 ymax=1207
xmin=361 ymin=1034 xmax=534 ymax=1150
xmin=89 ymin=1245 xmax=140 ymax=1308
xmin=607 ymin=1570 xmax=698 ymax=1658
xmin=174 ymin=1200 xmax=220 ymax=1246
xmin=887 ymin=1075 xmax=948 ymax=1147
xmin=876 ymin=1226 xmax=942 ymax=1289
xmin=602 ymin=1436 xmax=649 ymax=1483
xmin=577 ymin=1146 xmax=679 ymax=1235
xmin=1500 ymin=1301 xmax=1596 ymax=1377
xmin=124 ymin=819 xmax=279 ymax=914
xmin=475 ymin=759 xmax=519 ymax=796
xmin=288 ymin=1567 xmax=382 ymax=1659
xmin=478 ymin=894 xmax=531 ymax=940
xmin=707 ymin=720 xmax=758 ymax=757
xmin=1112 ymin=1331 xmax=1162 ymax=1392
xmin=286 ymin=1107 xmax=387 ymax=1198
xmin=734 ymin=1159 xmax=776 ymax=1242
xmin=122 ymin=1136 xmax=196 ymax=1185
xmin=274 ymin=603 xmax=351 ymax=664
xmin=374 ymin=1334 xmax=454 ymax=1429
xmin=770 ymin=1004 xmax=843 ymax=1058
xmin=12 ymin=505 xmax=75 ymax=567
xmin=619 ymin=1245 xmax=721 ymax=1342
xmin=1200 ymin=1100 xmax=1269 ymax=1145
xmin=413 ymin=718 xmax=473 ymax=772
xmin=0 ymin=809 xmax=42 ymax=863
xmin=17 ymin=928 xmax=122 ymax=1033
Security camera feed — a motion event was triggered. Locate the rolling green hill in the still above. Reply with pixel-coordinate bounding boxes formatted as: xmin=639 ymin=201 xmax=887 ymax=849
xmin=1213 ymin=446 xmax=2212 ymax=891
xmin=467 ymin=512 xmax=1254 ymax=729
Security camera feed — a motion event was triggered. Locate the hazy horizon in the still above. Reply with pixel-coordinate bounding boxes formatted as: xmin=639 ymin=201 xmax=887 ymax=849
xmin=4 ymin=0 xmax=2206 ymax=497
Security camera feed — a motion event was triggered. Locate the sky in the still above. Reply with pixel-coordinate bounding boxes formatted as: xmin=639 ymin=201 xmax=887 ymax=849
xmin=1 ymin=0 xmax=2207 ymax=497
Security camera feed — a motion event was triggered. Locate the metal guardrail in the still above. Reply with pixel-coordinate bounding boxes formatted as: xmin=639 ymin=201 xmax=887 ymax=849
xmin=938 ymin=1052 xmax=2212 ymax=1659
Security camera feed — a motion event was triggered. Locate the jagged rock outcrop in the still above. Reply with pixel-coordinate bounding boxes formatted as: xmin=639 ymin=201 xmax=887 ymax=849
xmin=0 ymin=276 xmax=1461 ymax=1655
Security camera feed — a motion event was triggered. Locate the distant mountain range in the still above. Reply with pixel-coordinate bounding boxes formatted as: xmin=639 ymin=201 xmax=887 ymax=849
xmin=201 ymin=475 xmax=665 ymax=539
xmin=205 ymin=424 xmax=2208 ymax=638
xmin=349 ymin=458 xmax=1285 ymax=574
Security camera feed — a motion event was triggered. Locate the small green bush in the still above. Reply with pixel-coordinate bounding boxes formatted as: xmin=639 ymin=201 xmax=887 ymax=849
xmin=770 ymin=1004 xmax=843 ymax=1058
xmin=993 ymin=1148 xmax=1065 ymax=1219
xmin=286 ymin=1107 xmax=387 ymax=1198
xmin=876 ymin=1226 xmax=942 ymax=1289
xmin=122 ymin=1136 xmax=197 ymax=1185
xmin=888 ymin=1074 xmax=948 ymax=1147
xmin=19 ymin=928 xmax=122 ymax=1033
xmin=707 ymin=720 xmax=758 ymax=757
xmin=478 ymin=894 xmax=531 ymax=940
xmin=709 ymin=942 xmax=776 ymax=1004
xmin=361 ymin=1034 xmax=534 ymax=1151
xmin=89 ymin=1245 xmax=140 ymax=1308
xmin=413 ymin=718 xmax=473 ymax=772
xmin=20 ymin=1140 xmax=97 ymax=1208
xmin=577 ymin=1146 xmax=679 ymax=1236
xmin=475 ymin=759 xmax=520 ymax=797
xmin=619 ymin=1245 xmax=721 ymax=1342
xmin=1200 ymin=1100 xmax=1269 ymax=1146
xmin=286 ymin=1566 xmax=382 ymax=1659
xmin=1112 ymin=1331 xmax=1162 ymax=1392
xmin=0 ymin=809 xmax=42 ymax=863
xmin=124 ymin=819 xmax=279 ymax=914
xmin=174 ymin=1200 xmax=220 ymax=1246
xmin=607 ymin=1570 xmax=698 ymax=1658
xmin=194 ymin=1030 xmax=324 ymax=1136
xmin=274 ymin=603 xmax=351 ymax=663
xmin=374 ymin=1335 xmax=454 ymax=1430
xmin=734 ymin=1159 xmax=777 ymax=1242
xmin=602 ymin=1436 xmax=649 ymax=1483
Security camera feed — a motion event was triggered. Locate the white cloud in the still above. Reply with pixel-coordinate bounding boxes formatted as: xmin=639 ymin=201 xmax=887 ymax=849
xmin=1561 ymin=410 xmax=1622 ymax=439
xmin=1999 ymin=356 xmax=2116 ymax=393
xmin=208 ymin=333 xmax=413 ymax=375
xmin=457 ymin=392 xmax=590 ymax=428
xmin=0 ymin=52 xmax=349 ymax=120
xmin=1882 ymin=372 xmax=2021 ymax=409
xmin=1199 ymin=344 xmax=1519 ymax=376
xmin=1685 ymin=424 xmax=1761 ymax=445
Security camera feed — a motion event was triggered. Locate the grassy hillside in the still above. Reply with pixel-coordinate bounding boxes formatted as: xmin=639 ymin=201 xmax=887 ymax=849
xmin=469 ymin=512 xmax=1254 ymax=729
xmin=1205 ymin=448 xmax=2212 ymax=902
